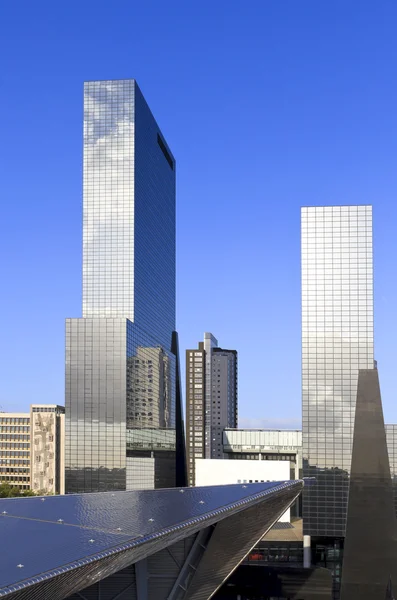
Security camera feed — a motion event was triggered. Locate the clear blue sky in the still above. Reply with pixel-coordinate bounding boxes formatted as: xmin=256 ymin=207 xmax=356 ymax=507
xmin=1 ymin=1 xmax=396 ymax=427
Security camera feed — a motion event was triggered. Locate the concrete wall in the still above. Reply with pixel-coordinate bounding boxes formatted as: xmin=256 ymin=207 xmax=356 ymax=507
xmin=195 ymin=458 xmax=291 ymax=521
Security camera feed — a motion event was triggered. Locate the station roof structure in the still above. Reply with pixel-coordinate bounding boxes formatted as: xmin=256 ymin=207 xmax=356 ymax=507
xmin=0 ymin=480 xmax=303 ymax=600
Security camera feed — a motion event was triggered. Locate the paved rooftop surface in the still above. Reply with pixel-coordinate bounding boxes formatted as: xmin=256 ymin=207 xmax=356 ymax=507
xmin=264 ymin=517 xmax=303 ymax=542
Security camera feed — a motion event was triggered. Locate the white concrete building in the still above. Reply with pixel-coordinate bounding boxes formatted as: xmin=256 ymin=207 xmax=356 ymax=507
xmin=195 ymin=458 xmax=291 ymax=522
xmin=223 ymin=428 xmax=302 ymax=481
xmin=0 ymin=404 xmax=65 ymax=494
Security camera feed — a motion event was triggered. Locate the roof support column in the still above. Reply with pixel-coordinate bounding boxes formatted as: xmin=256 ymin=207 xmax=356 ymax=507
xmin=135 ymin=558 xmax=148 ymax=600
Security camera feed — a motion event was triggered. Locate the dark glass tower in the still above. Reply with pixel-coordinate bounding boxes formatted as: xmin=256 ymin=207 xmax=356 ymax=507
xmin=65 ymin=80 xmax=178 ymax=493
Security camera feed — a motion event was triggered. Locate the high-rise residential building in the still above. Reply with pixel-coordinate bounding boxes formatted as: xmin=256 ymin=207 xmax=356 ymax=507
xmin=301 ymin=206 xmax=373 ymax=593
xmin=211 ymin=347 xmax=238 ymax=455
xmin=65 ymin=79 xmax=184 ymax=493
xmin=203 ymin=332 xmax=218 ymax=459
xmin=0 ymin=404 xmax=65 ymax=494
xmin=186 ymin=333 xmax=238 ymax=485
xmin=186 ymin=345 xmax=205 ymax=485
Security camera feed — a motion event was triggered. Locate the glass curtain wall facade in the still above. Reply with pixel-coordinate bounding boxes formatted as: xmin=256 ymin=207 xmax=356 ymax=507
xmin=386 ymin=425 xmax=397 ymax=517
xmin=302 ymin=206 xmax=373 ymax=538
xmin=66 ymin=80 xmax=177 ymax=493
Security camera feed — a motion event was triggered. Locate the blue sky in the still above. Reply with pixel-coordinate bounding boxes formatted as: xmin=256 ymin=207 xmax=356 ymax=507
xmin=0 ymin=1 xmax=396 ymax=426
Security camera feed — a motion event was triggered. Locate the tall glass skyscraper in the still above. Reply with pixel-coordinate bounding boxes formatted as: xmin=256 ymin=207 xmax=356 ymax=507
xmin=302 ymin=205 xmax=374 ymax=540
xmin=65 ymin=80 xmax=178 ymax=493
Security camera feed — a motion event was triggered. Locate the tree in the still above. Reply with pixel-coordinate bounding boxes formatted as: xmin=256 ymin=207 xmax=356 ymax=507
xmin=0 ymin=483 xmax=36 ymax=498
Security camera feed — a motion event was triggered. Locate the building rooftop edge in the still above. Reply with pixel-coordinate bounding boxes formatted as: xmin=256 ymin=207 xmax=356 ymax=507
xmin=301 ymin=204 xmax=372 ymax=209
xmin=84 ymin=78 xmax=137 ymax=83
xmin=227 ymin=428 xmax=302 ymax=433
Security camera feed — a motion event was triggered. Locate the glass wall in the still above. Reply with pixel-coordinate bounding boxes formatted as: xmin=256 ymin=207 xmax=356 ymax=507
xmin=312 ymin=537 xmax=344 ymax=597
xmin=386 ymin=425 xmax=397 ymax=517
xmin=302 ymin=206 xmax=373 ymax=537
xmin=82 ymin=80 xmax=136 ymax=321
xmin=223 ymin=429 xmax=302 ymax=450
xmin=244 ymin=542 xmax=303 ymax=565
xmin=82 ymin=79 xmax=175 ymax=346
xmin=133 ymin=83 xmax=176 ymax=348
xmin=66 ymin=80 xmax=176 ymax=493
xmin=65 ymin=319 xmax=176 ymax=493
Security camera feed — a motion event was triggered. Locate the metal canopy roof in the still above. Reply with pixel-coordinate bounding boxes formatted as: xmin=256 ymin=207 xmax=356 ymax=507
xmin=0 ymin=480 xmax=302 ymax=598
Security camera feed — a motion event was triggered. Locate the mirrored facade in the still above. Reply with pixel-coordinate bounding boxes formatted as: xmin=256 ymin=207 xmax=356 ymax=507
xmin=386 ymin=425 xmax=397 ymax=517
xmin=302 ymin=206 xmax=374 ymax=537
xmin=66 ymin=80 xmax=177 ymax=493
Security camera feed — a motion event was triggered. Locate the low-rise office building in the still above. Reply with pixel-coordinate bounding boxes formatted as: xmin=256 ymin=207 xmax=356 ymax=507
xmin=195 ymin=457 xmax=292 ymax=521
xmin=223 ymin=426 xmax=397 ymax=514
xmin=0 ymin=404 xmax=65 ymax=494
xmin=223 ymin=428 xmax=302 ymax=479
xmin=0 ymin=412 xmax=30 ymax=491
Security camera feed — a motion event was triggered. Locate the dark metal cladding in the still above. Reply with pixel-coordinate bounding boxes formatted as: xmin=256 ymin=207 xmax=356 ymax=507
xmin=186 ymin=486 xmax=302 ymax=599
xmin=171 ymin=330 xmax=187 ymax=487
xmin=340 ymin=369 xmax=397 ymax=600
xmin=0 ymin=481 xmax=302 ymax=599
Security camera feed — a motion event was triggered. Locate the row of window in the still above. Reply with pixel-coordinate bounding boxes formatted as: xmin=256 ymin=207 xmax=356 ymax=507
xmin=302 ymin=261 xmax=372 ymax=267
xmin=0 ymin=426 xmax=30 ymax=432
xmin=302 ymin=345 xmax=372 ymax=350
xmin=302 ymin=206 xmax=370 ymax=212
xmin=303 ymin=300 xmax=372 ymax=306
xmin=0 ymin=441 xmax=31 ymax=450
xmin=302 ymin=270 xmax=372 ymax=276
xmin=302 ymin=243 xmax=372 ymax=249
xmin=302 ymin=231 xmax=370 ymax=242
xmin=0 ymin=450 xmax=30 ymax=457
xmin=302 ymin=242 xmax=371 ymax=248
xmin=0 ymin=467 xmax=30 ymax=472
xmin=302 ymin=279 xmax=372 ymax=285
xmin=1 ymin=438 xmax=31 ymax=444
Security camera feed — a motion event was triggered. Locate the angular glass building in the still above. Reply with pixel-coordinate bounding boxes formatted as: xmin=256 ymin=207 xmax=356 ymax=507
xmin=65 ymin=80 xmax=179 ymax=493
xmin=302 ymin=206 xmax=374 ymax=539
